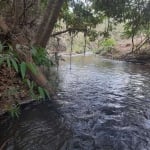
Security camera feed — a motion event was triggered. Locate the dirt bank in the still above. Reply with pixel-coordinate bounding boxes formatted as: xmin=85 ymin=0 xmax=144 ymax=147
xmin=101 ymin=37 xmax=150 ymax=64
xmin=0 ymin=63 xmax=32 ymax=115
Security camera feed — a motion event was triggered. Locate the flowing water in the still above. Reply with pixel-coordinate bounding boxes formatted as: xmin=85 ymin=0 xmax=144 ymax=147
xmin=1 ymin=55 xmax=150 ymax=150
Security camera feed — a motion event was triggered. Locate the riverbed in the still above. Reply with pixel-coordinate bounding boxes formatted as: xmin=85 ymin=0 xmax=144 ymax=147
xmin=1 ymin=55 xmax=150 ymax=150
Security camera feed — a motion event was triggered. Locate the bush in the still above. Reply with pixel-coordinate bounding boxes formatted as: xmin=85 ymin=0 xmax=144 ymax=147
xmin=100 ymin=38 xmax=116 ymax=48
xmin=94 ymin=38 xmax=116 ymax=55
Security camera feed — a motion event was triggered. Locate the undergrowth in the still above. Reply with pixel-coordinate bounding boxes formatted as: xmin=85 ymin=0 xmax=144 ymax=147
xmin=0 ymin=42 xmax=55 ymax=118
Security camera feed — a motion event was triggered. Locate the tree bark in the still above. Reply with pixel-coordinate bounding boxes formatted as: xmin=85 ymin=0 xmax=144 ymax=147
xmin=34 ymin=0 xmax=64 ymax=48
xmin=51 ymin=28 xmax=87 ymax=37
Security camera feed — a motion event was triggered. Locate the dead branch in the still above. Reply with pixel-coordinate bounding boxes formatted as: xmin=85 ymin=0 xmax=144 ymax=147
xmin=134 ymin=37 xmax=149 ymax=52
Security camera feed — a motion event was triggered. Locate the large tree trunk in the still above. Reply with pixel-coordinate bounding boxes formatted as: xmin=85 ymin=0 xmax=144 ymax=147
xmin=34 ymin=0 xmax=64 ymax=48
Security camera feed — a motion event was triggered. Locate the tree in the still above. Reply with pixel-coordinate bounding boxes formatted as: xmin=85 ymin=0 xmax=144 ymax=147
xmin=92 ymin=0 xmax=150 ymax=52
xmin=34 ymin=0 xmax=64 ymax=47
xmin=0 ymin=0 xmax=64 ymax=95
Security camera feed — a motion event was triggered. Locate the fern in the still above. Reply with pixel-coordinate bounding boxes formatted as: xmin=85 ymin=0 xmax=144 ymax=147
xmin=38 ymin=86 xmax=45 ymax=99
xmin=20 ymin=62 xmax=26 ymax=79
xmin=27 ymin=63 xmax=37 ymax=75
xmin=8 ymin=104 xmax=21 ymax=118
xmin=11 ymin=58 xmax=19 ymax=72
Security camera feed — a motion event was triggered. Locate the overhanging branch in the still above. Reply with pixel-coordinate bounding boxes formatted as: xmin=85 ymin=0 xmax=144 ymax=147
xmin=51 ymin=28 xmax=87 ymax=37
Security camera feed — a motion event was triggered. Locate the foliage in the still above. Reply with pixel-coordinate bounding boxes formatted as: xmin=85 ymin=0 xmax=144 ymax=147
xmin=0 ymin=53 xmax=19 ymax=72
xmin=87 ymin=30 xmax=99 ymax=41
xmin=0 ymin=51 xmax=38 ymax=80
xmin=7 ymin=104 xmax=21 ymax=118
xmin=59 ymin=0 xmax=105 ymax=39
xmin=0 ymin=43 xmax=51 ymax=117
xmin=31 ymin=47 xmax=54 ymax=67
xmin=60 ymin=0 xmax=150 ymax=46
xmin=100 ymin=38 xmax=116 ymax=48
xmin=26 ymin=79 xmax=36 ymax=99
xmin=25 ymin=79 xmax=50 ymax=100
xmin=37 ymin=86 xmax=50 ymax=100
xmin=53 ymin=0 xmax=149 ymax=57
xmin=20 ymin=62 xmax=26 ymax=79
xmin=94 ymin=38 xmax=116 ymax=54
xmin=91 ymin=0 xmax=150 ymax=36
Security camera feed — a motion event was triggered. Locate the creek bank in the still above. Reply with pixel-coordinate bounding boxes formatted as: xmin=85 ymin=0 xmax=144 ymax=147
xmin=98 ymin=45 xmax=150 ymax=65
xmin=101 ymin=51 xmax=150 ymax=65
xmin=0 ymin=99 xmax=61 ymax=149
xmin=0 ymin=64 xmax=31 ymax=116
xmin=0 ymin=88 xmax=58 ymax=117
xmin=96 ymin=37 xmax=150 ymax=64
xmin=0 ymin=63 xmax=58 ymax=116
xmin=60 ymin=50 xmax=150 ymax=65
xmin=60 ymin=51 xmax=93 ymax=57
xmin=0 ymin=99 xmax=40 ymax=116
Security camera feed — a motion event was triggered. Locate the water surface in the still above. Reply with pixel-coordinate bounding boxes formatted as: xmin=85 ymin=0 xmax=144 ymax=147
xmin=1 ymin=55 xmax=150 ymax=150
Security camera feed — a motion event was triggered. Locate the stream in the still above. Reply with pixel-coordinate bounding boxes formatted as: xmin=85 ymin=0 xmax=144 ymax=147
xmin=1 ymin=55 xmax=150 ymax=150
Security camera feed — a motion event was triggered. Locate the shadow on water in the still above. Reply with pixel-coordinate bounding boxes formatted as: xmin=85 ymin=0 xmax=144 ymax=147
xmin=1 ymin=55 xmax=150 ymax=150
xmin=0 ymin=101 xmax=72 ymax=150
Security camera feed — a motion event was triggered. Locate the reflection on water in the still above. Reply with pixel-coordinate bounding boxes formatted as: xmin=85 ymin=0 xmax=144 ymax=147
xmin=1 ymin=55 xmax=150 ymax=150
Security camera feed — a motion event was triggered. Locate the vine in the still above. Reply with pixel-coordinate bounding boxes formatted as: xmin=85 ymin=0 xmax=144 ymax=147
xmin=83 ymin=31 xmax=87 ymax=56
xmin=69 ymin=32 xmax=74 ymax=70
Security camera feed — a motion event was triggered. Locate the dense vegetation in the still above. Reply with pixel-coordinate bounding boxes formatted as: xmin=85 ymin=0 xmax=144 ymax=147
xmin=0 ymin=0 xmax=150 ymax=116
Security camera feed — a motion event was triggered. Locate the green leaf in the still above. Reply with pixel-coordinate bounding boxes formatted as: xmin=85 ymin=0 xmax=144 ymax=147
xmin=20 ymin=62 xmax=26 ymax=79
xmin=38 ymin=87 xmax=45 ymax=99
xmin=30 ymin=81 xmax=34 ymax=89
xmin=44 ymin=89 xmax=50 ymax=98
xmin=14 ymin=57 xmax=19 ymax=62
xmin=8 ymin=104 xmax=20 ymax=118
xmin=27 ymin=63 xmax=37 ymax=75
xmin=26 ymin=79 xmax=31 ymax=88
xmin=6 ymin=57 xmax=11 ymax=68
xmin=11 ymin=59 xmax=18 ymax=72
